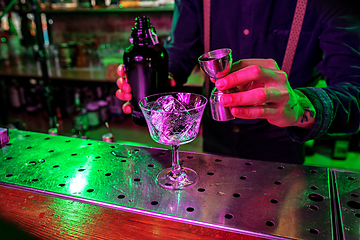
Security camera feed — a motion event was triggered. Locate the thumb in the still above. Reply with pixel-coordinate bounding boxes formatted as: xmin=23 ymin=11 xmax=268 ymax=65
xmin=168 ymin=73 xmax=176 ymax=87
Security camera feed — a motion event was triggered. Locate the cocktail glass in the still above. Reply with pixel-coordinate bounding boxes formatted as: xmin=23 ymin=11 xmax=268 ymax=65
xmin=139 ymin=92 xmax=207 ymax=190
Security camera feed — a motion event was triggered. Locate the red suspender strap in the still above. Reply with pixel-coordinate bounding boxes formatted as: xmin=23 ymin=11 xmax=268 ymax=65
xmin=203 ymin=0 xmax=211 ymax=54
xmin=202 ymin=0 xmax=307 ymax=91
xmin=281 ymin=0 xmax=308 ymax=76
xmin=203 ymin=0 xmax=211 ymax=97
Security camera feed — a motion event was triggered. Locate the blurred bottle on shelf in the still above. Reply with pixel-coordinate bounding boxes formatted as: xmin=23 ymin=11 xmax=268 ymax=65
xmin=75 ymin=42 xmax=89 ymax=67
xmin=119 ymin=0 xmax=160 ymax=8
xmin=57 ymin=39 xmax=98 ymax=69
xmin=78 ymin=0 xmax=92 ymax=8
xmin=71 ymin=89 xmax=89 ymax=136
xmin=98 ymin=99 xmax=109 ymax=124
xmin=86 ymin=101 xmax=100 ymax=129
xmin=90 ymin=0 xmax=106 ymax=8
xmin=8 ymin=79 xmax=25 ymax=113
xmin=95 ymin=86 xmax=109 ymax=124
xmin=107 ymin=86 xmax=125 ymax=123
xmin=51 ymin=0 xmax=77 ymax=9
xmin=0 ymin=25 xmax=9 ymax=67
xmin=58 ymin=43 xmax=72 ymax=68
xmin=24 ymin=79 xmax=43 ymax=114
xmin=19 ymin=13 xmax=37 ymax=64
xmin=7 ymin=13 xmax=23 ymax=67
xmin=39 ymin=0 xmax=51 ymax=9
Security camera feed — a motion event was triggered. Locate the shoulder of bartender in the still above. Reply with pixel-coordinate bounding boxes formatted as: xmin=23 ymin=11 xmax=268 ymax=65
xmin=164 ymin=0 xmax=360 ymax=144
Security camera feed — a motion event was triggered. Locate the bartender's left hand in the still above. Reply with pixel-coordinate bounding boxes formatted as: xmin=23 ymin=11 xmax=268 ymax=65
xmin=214 ymin=59 xmax=316 ymax=129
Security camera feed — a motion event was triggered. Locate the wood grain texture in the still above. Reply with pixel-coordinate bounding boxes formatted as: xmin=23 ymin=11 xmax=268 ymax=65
xmin=0 ymin=187 xmax=268 ymax=240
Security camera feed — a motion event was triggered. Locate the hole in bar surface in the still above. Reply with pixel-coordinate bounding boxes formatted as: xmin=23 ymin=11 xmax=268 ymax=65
xmin=186 ymin=207 xmax=195 ymax=212
xmin=311 ymin=186 xmax=318 ymax=190
xmin=309 ymin=205 xmax=319 ymax=211
xmin=347 ymin=201 xmax=360 ymax=209
xmin=308 ymin=193 xmax=324 ymax=202
xmin=309 ymin=229 xmax=319 ymax=235
xmin=265 ymin=221 xmax=275 ymax=227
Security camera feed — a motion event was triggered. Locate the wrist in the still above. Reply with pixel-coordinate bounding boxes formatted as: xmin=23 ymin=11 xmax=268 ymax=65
xmin=292 ymin=89 xmax=316 ymax=129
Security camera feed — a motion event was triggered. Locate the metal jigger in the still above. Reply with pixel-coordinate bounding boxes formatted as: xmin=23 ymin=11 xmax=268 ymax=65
xmin=198 ymin=48 xmax=238 ymax=121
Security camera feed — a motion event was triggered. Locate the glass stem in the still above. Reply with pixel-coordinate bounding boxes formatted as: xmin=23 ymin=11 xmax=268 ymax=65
xmin=171 ymin=145 xmax=181 ymax=177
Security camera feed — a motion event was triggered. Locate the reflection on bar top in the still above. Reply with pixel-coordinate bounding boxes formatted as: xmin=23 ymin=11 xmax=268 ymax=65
xmin=0 ymin=129 xmax=336 ymax=240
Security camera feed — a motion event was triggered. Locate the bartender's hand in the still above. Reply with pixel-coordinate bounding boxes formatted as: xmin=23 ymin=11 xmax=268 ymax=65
xmin=214 ymin=59 xmax=316 ymax=129
xmin=115 ymin=64 xmax=176 ymax=114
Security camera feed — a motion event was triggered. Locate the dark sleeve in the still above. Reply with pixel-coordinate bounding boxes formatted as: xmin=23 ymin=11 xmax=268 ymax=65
xmin=164 ymin=0 xmax=204 ymax=86
xmin=287 ymin=1 xmax=360 ymax=142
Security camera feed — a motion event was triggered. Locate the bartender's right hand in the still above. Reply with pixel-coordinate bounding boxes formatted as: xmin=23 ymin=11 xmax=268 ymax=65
xmin=115 ymin=64 xmax=177 ymax=114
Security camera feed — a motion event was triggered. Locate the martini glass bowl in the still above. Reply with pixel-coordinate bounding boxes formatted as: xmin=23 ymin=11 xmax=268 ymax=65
xmin=139 ymin=92 xmax=207 ymax=190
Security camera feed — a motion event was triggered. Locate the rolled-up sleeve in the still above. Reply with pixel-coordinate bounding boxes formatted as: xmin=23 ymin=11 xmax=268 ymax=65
xmin=164 ymin=0 xmax=204 ymax=86
xmin=286 ymin=2 xmax=360 ymax=142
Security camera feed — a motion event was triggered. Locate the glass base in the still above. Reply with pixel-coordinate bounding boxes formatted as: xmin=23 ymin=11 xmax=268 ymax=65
xmin=156 ymin=167 xmax=198 ymax=190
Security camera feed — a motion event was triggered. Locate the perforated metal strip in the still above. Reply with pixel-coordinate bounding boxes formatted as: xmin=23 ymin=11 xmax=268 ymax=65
xmin=203 ymin=0 xmax=211 ymax=97
xmin=281 ymin=0 xmax=308 ymax=76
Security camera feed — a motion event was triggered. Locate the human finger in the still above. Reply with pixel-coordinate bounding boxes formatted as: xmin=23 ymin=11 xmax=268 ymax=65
xmin=122 ymin=101 xmax=133 ymax=114
xmin=168 ymin=73 xmax=177 ymax=87
xmin=117 ymin=64 xmax=126 ymax=77
xmin=236 ymin=59 xmax=280 ymax=71
xmin=116 ymin=89 xmax=132 ymax=101
xmin=116 ymin=78 xmax=132 ymax=93
xmin=209 ymin=77 xmax=216 ymax=83
xmin=216 ymin=66 xmax=286 ymax=91
xmin=230 ymin=105 xmax=278 ymax=119
xmin=220 ymin=87 xmax=285 ymax=107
